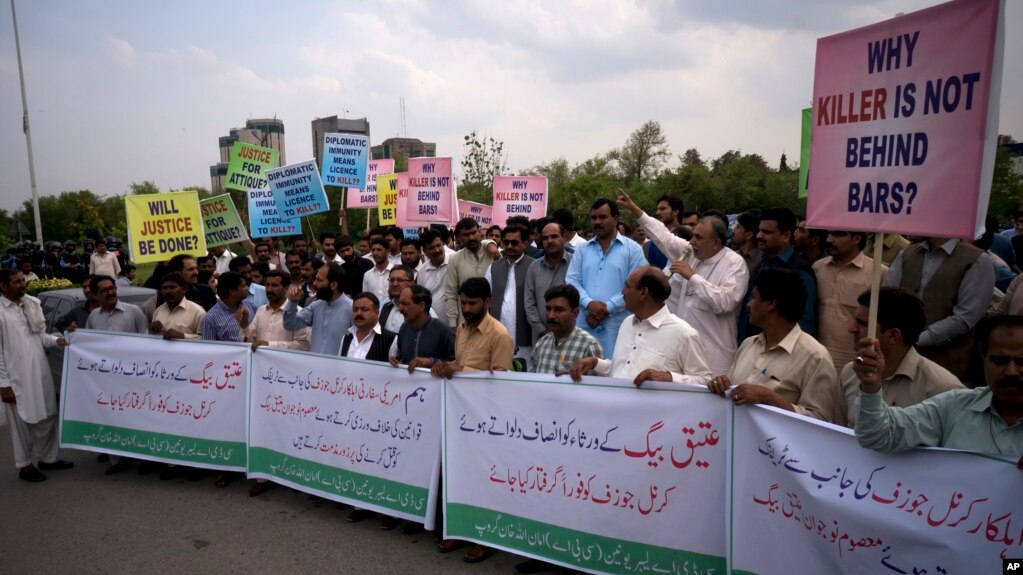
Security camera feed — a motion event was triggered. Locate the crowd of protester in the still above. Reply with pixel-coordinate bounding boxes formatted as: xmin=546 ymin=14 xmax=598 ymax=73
xmin=2 ymin=194 xmax=1022 ymax=571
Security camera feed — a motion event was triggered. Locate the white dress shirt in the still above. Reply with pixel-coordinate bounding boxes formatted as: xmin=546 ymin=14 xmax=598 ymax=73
xmin=362 ymin=263 xmax=393 ymax=302
xmin=342 ymin=324 xmax=381 ymax=359
xmin=484 ymin=256 xmax=521 ymax=349
xmin=248 ymin=303 xmax=311 ymax=350
xmin=593 ymin=305 xmax=712 ymax=385
xmin=638 ymin=213 xmax=748 ymax=375
xmin=417 ymin=253 xmax=450 ymax=320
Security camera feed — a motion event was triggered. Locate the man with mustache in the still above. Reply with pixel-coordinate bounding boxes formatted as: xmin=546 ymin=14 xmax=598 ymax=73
xmin=340 ymin=292 xmax=395 ymax=362
xmin=528 ymin=284 xmax=603 ymax=374
xmin=444 ymin=218 xmax=491 ymax=328
xmin=813 ymin=230 xmax=887 ymax=370
xmin=284 ymin=263 xmax=353 ymax=356
xmin=855 ymin=314 xmax=1023 ymax=465
xmin=565 ymin=198 xmax=647 ymax=359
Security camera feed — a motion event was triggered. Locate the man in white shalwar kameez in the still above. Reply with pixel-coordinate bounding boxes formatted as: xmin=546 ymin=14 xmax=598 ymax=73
xmin=0 ymin=269 xmax=73 ymax=482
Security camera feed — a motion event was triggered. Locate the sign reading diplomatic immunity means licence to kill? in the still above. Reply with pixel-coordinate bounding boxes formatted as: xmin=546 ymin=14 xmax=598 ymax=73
xmin=200 ymin=193 xmax=249 ymax=248
xmin=321 ymin=133 xmax=369 ymax=189
xmin=248 ymin=187 xmax=301 ymax=238
xmin=267 ymin=160 xmax=330 ymax=220
xmin=125 ymin=190 xmax=207 ymax=264
xmin=225 ymin=141 xmax=279 ymax=192
xmin=805 ymin=0 xmax=1005 ymax=239
xmin=59 ymin=330 xmax=248 ymax=470
xmin=444 ymin=373 xmax=727 ymax=574
xmin=248 ymin=349 xmax=441 ymax=527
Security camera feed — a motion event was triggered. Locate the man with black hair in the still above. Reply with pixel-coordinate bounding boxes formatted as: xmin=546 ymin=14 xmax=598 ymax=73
xmin=390 ymin=284 xmax=455 ymax=368
xmin=317 ymin=231 xmax=342 ymax=264
xmin=568 ymin=267 xmax=710 ymax=387
xmin=793 ymin=215 xmax=828 ymax=263
xmin=166 ymin=254 xmax=217 ymax=311
xmin=709 ymin=269 xmax=841 ymax=423
xmin=336 ymin=235 xmax=372 ymax=298
xmin=200 ymin=272 xmax=253 ymax=343
xmin=732 ymin=210 xmax=762 ymax=272
xmin=445 ymin=218 xmax=491 ymax=328
xmin=524 ymin=222 xmax=572 ymax=345
xmin=150 ymin=272 xmax=206 ymax=340
xmin=417 ymin=229 xmax=451 ymax=320
xmin=552 ymin=207 xmax=585 ymax=250
xmin=855 ymin=314 xmax=1023 ymax=461
xmin=385 ymin=227 xmax=404 ymax=265
xmin=284 ymin=262 xmax=352 ymax=356
xmin=485 ymin=223 xmax=535 ymax=358
xmin=249 ymin=269 xmax=310 ymax=352
xmin=340 ymin=292 xmax=396 ymax=362
xmin=814 ymin=230 xmax=887 ymax=370
xmin=363 ymin=237 xmax=394 ymax=301
xmin=738 ymin=207 xmax=817 ymax=340
xmin=646 ymin=194 xmax=684 ymax=268
xmin=400 ymin=238 xmax=424 ymax=271
xmin=566 ymin=198 xmax=646 ymax=359
xmin=0 ymin=269 xmax=72 ymax=483
xmin=229 ymin=255 xmax=268 ymax=308
xmin=432 ymin=277 xmax=514 ymax=378
xmin=55 ymin=275 xmax=98 ymax=332
xmin=530 ymin=284 xmax=603 ymax=374
xmin=841 ymin=287 xmax=963 ymax=426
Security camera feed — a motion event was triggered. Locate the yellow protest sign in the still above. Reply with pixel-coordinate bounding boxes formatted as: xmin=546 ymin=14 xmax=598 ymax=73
xmin=125 ymin=190 xmax=207 ymax=264
xmin=377 ymin=174 xmax=398 ymax=226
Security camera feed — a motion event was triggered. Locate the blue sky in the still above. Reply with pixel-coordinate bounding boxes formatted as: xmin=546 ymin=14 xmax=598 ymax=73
xmin=1 ymin=0 xmax=1020 ymax=217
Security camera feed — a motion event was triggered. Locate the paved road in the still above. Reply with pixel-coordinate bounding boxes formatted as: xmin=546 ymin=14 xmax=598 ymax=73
xmin=0 ymin=435 xmax=539 ymax=575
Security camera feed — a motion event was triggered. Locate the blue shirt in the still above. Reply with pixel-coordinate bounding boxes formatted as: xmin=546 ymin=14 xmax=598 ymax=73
xmin=739 ymin=245 xmax=818 ymax=340
xmin=283 ymin=294 xmax=352 ymax=355
xmin=565 ymin=233 xmax=646 ymax=359
xmin=201 ymin=300 xmax=255 ymax=342
xmin=247 ymin=283 xmax=268 ymax=308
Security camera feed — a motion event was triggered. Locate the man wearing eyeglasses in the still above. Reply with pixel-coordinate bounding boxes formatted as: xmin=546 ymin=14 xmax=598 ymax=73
xmin=484 ymin=223 xmax=536 ymax=361
xmin=378 ymin=264 xmax=438 ymax=335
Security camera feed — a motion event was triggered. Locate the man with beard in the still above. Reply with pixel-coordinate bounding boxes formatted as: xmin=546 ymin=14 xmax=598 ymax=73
xmin=813 ymin=230 xmax=887 ymax=370
xmin=248 ymin=270 xmax=310 ymax=351
xmin=400 ymin=238 xmax=424 ymax=272
xmin=208 ymin=245 xmax=237 ymax=276
xmin=445 ymin=218 xmax=491 ymax=328
xmin=0 ymin=269 xmax=72 ymax=482
xmin=524 ymin=222 xmax=572 ymax=345
xmin=645 ymin=195 xmax=684 ymax=268
xmin=565 ymin=198 xmax=646 ymax=359
xmin=284 ymin=262 xmax=352 ymax=356
xmin=150 ymin=272 xmax=206 ymax=339
xmin=336 ymin=236 xmax=373 ymax=298
xmin=855 ymin=314 xmax=1023 ymax=464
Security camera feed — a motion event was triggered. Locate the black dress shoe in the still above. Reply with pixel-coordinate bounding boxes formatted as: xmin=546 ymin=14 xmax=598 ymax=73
xmin=18 ymin=466 xmax=47 ymax=482
xmin=105 ymin=460 xmax=133 ymax=476
xmin=96 ymin=453 xmax=110 ymax=463
xmin=137 ymin=461 xmax=163 ymax=475
xmin=38 ymin=459 xmax=74 ymax=471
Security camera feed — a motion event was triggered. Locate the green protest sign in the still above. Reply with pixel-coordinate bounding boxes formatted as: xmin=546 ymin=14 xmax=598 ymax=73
xmin=200 ymin=193 xmax=249 ymax=247
xmin=225 ymin=142 xmax=278 ymax=192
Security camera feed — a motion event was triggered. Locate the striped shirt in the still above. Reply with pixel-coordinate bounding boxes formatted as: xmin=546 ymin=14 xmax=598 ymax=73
xmin=201 ymin=300 xmax=255 ymax=342
xmin=529 ymin=327 xmax=604 ymax=374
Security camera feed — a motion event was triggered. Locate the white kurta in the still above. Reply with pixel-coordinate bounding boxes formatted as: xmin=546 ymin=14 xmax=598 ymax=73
xmin=0 ymin=295 xmax=61 ymax=426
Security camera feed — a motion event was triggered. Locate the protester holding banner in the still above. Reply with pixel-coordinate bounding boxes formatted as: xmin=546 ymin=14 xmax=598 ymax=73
xmin=149 ymin=272 xmax=206 ymax=340
xmin=86 ymin=275 xmax=149 ymax=336
xmin=528 ymin=284 xmax=603 ymax=375
xmin=432 ymin=277 xmax=513 ymax=379
xmin=284 ymin=262 xmax=352 ymax=356
xmin=710 ymin=269 xmax=842 ymax=423
xmin=445 ymin=219 xmax=491 ymax=328
xmin=854 ymin=314 xmax=1023 ymax=460
xmin=841 ymin=287 xmax=964 ymax=427
xmin=160 ymin=254 xmax=217 ymax=312
xmin=390 ymin=285 xmax=455 ymax=369
xmin=0 ymin=269 xmax=73 ymax=482
xmin=339 ymin=292 xmax=395 ymax=362
xmin=883 ymin=238 xmax=995 ymax=382
xmin=523 ymin=222 xmax=572 ymax=345
xmin=565 ymin=199 xmax=646 ymax=359
xmin=248 ymin=269 xmax=310 ymax=352
xmin=568 ymin=266 xmax=711 ymax=387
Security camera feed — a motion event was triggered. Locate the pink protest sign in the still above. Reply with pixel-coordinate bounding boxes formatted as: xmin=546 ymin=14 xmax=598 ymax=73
xmin=347 ymin=159 xmax=395 ymax=208
xmin=405 ymin=157 xmax=454 ymax=224
xmin=491 ymin=176 xmax=548 ymax=228
xmin=457 ymin=200 xmax=493 ymax=227
xmin=394 ymin=173 xmax=411 ymax=227
xmin=805 ymin=0 xmax=1003 ymax=240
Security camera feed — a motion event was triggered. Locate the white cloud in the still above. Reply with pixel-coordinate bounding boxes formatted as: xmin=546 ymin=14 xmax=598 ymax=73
xmin=103 ymin=35 xmax=135 ymax=70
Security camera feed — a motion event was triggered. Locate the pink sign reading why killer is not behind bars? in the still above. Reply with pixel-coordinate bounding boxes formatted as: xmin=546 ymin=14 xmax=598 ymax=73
xmin=405 ymin=157 xmax=454 ymax=224
xmin=805 ymin=0 xmax=1003 ymax=240
xmin=491 ymin=176 xmax=548 ymax=228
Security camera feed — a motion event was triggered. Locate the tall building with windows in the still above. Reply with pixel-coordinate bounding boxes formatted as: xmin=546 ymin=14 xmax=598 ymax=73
xmin=370 ymin=137 xmax=436 ymax=160
xmin=311 ymin=116 xmax=370 ymax=173
xmin=209 ymin=118 xmax=287 ymax=193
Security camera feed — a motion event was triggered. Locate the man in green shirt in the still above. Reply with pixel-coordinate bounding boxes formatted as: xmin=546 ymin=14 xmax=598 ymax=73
xmin=854 ymin=314 xmax=1023 ymax=467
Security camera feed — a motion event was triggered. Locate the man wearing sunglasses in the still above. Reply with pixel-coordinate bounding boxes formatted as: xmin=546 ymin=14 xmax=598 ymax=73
xmin=484 ymin=223 xmax=536 ymax=362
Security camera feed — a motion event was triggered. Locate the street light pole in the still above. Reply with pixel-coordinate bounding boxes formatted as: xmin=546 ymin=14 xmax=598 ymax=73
xmin=11 ymin=0 xmax=43 ymax=244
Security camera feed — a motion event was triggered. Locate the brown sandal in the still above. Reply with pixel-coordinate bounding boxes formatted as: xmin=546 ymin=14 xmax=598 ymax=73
xmin=462 ymin=544 xmax=497 ymax=563
xmin=436 ymin=539 xmax=467 ymax=553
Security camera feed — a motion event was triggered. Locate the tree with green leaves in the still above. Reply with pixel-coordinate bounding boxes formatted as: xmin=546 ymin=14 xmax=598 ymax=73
xmin=608 ymin=120 xmax=671 ymax=183
xmin=458 ymin=130 xmax=507 ymax=204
